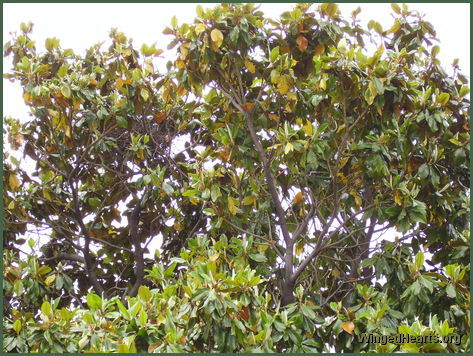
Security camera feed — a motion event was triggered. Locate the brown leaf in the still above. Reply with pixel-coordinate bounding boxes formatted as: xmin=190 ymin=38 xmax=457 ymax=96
xmin=148 ymin=343 xmax=160 ymax=353
xmin=341 ymin=321 xmax=355 ymax=335
xmin=268 ymin=113 xmax=280 ymax=122
xmin=238 ymin=306 xmax=250 ymax=321
xmin=153 ymin=113 xmax=167 ymax=123
xmin=293 ymin=192 xmax=304 ymax=204
xmin=241 ymin=102 xmax=254 ymax=112
xmin=216 ymin=150 xmax=230 ymax=161
xmin=296 ymin=35 xmax=308 ymax=52
xmin=314 ymin=43 xmax=325 ymax=56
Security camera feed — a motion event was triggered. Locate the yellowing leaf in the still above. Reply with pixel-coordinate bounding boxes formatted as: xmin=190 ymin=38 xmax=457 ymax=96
xmin=228 ymin=196 xmax=237 ymax=215
xmin=319 ymin=77 xmax=327 ymax=90
xmin=391 ymin=3 xmax=401 ymax=14
xmin=257 ymin=243 xmax=269 ymax=253
xmin=339 ymin=156 xmax=350 ymax=169
xmin=173 ymin=221 xmax=183 ymax=231
xmin=189 ymin=197 xmax=200 ymax=205
xmin=140 ymin=88 xmax=149 ymax=101
xmin=287 ymin=91 xmax=297 ymax=101
xmin=324 ymin=3 xmax=339 ymax=17
xmin=295 ymin=242 xmax=304 ymax=255
xmin=284 ymin=142 xmax=293 ymax=154
xmin=210 ymin=28 xmax=224 ymax=49
xmin=314 ymin=43 xmax=325 ymax=56
xmin=23 ymin=92 xmax=32 ymax=104
xmin=115 ymin=78 xmax=124 ymax=90
xmin=45 ymin=274 xmax=56 ymax=286
xmin=336 ymin=124 xmax=346 ymax=134
xmin=387 ymin=19 xmax=401 ymax=34
xmin=244 ymin=60 xmax=256 ymax=74
xmin=341 ymin=321 xmax=355 ymax=335
xmin=296 ymin=35 xmax=308 ymax=52
xmin=7 ymin=200 xmax=15 ymax=210
xmin=293 ymin=192 xmax=304 ymax=204
xmin=354 ymin=193 xmax=362 ymax=206
xmin=302 ymin=120 xmax=313 ymax=136
xmin=9 ymin=173 xmax=20 ymax=190
xmin=394 ymin=190 xmax=402 ymax=205
xmin=195 ymin=23 xmax=206 ymax=35
xmin=278 ymin=76 xmax=290 ymax=95
xmin=176 ymin=59 xmax=186 ymax=69
xmin=242 ymin=196 xmax=256 ymax=205
xmin=209 ymin=252 xmax=220 ymax=262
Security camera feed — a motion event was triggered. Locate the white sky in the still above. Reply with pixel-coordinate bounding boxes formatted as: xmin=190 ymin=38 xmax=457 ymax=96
xmin=3 ymin=3 xmax=470 ymax=120
xmin=2 ymin=3 xmax=470 ymax=259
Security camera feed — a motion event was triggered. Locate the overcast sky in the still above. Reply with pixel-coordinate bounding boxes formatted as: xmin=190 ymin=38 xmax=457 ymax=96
xmin=3 ymin=3 xmax=470 ymax=120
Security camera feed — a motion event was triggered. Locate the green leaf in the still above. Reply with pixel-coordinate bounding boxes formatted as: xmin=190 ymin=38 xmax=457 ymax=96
xmin=418 ymin=275 xmax=433 ymax=293
xmin=418 ymin=163 xmax=429 ymax=179
xmin=57 ymin=65 xmax=68 ymax=78
xmin=116 ymin=116 xmax=128 ymax=128
xmin=86 ymin=293 xmax=102 ymax=310
xmin=337 ymin=38 xmax=347 ymax=54
xmin=436 ymin=92 xmax=450 ymax=106
xmin=249 ymin=253 xmax=267 ymax=262
xmin=138 ymin=285 xmax=152 ymax=302
xmin=411 ymin=280 xmax=421 ymax=295
xmin=459 ymin=86 xmax=470 ymax=97
xmin=372 ymin=77 xmax=384 ymax=94
xmin=60 ymin=85 xmax=71 ymax=98
xmin=82 ymin=312 xmax=94 ymax=324
xmin=88 ymin=197 xmax=101 ymax=207
xmin=270 ymin=46 xmax=279 ymax=62
xmin=300 ymin=304 xmax=316 ymax=319
xmin=139 ymin=309 xmax=148 ymax=326
xmin=415 ymin=252 xmax=424 ymax=270
xmin=446 ymin=284 xmax=456 ymax=298
xmin=211 ymin=185 xmax=220 ymax=202
xmin=13 ymin=319 xmax=22 ymax=334
xmin=196 ymin=4 xmax=204 ymax=17
xmin=41 ymin=301 xmax=52 ymax=317
xmin=162 ymin=182 xmax=174 ymax=195
xmin=398 ymin=324 xmax=412 ymax=335
xmin=116 ymin=300 xmax=130 ymax=320
xmin=183 ymin=189 xmax=199 ymax=197
xmin=368 ymin=20 xmax=383 ymax=34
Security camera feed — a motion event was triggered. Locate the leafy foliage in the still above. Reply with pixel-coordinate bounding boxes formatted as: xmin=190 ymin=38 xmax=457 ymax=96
xmin=3 ymin=3 xmax=470 ymax=352
xmin=3 ymin=237 xmax=469 ymax=352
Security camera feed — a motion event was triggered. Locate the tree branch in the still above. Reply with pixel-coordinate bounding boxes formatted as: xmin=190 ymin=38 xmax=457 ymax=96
xmin=126 ymin=191 xmax=148 ymax=298
xmin=68 ymin=177 xmax=105 ymax=296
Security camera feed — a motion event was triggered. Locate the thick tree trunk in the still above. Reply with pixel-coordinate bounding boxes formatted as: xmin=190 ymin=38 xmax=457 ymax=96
xmin=281 ymin=279 xmax=295 ymax=306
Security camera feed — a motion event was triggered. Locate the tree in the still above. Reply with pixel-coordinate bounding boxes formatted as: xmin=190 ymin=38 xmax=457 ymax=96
xmin=3 ymin=3 xmax=470 ymax=353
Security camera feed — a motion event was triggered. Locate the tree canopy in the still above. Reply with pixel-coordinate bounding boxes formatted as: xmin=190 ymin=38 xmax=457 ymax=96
xmin=3 ymin=3 xmax=470 ymax=353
